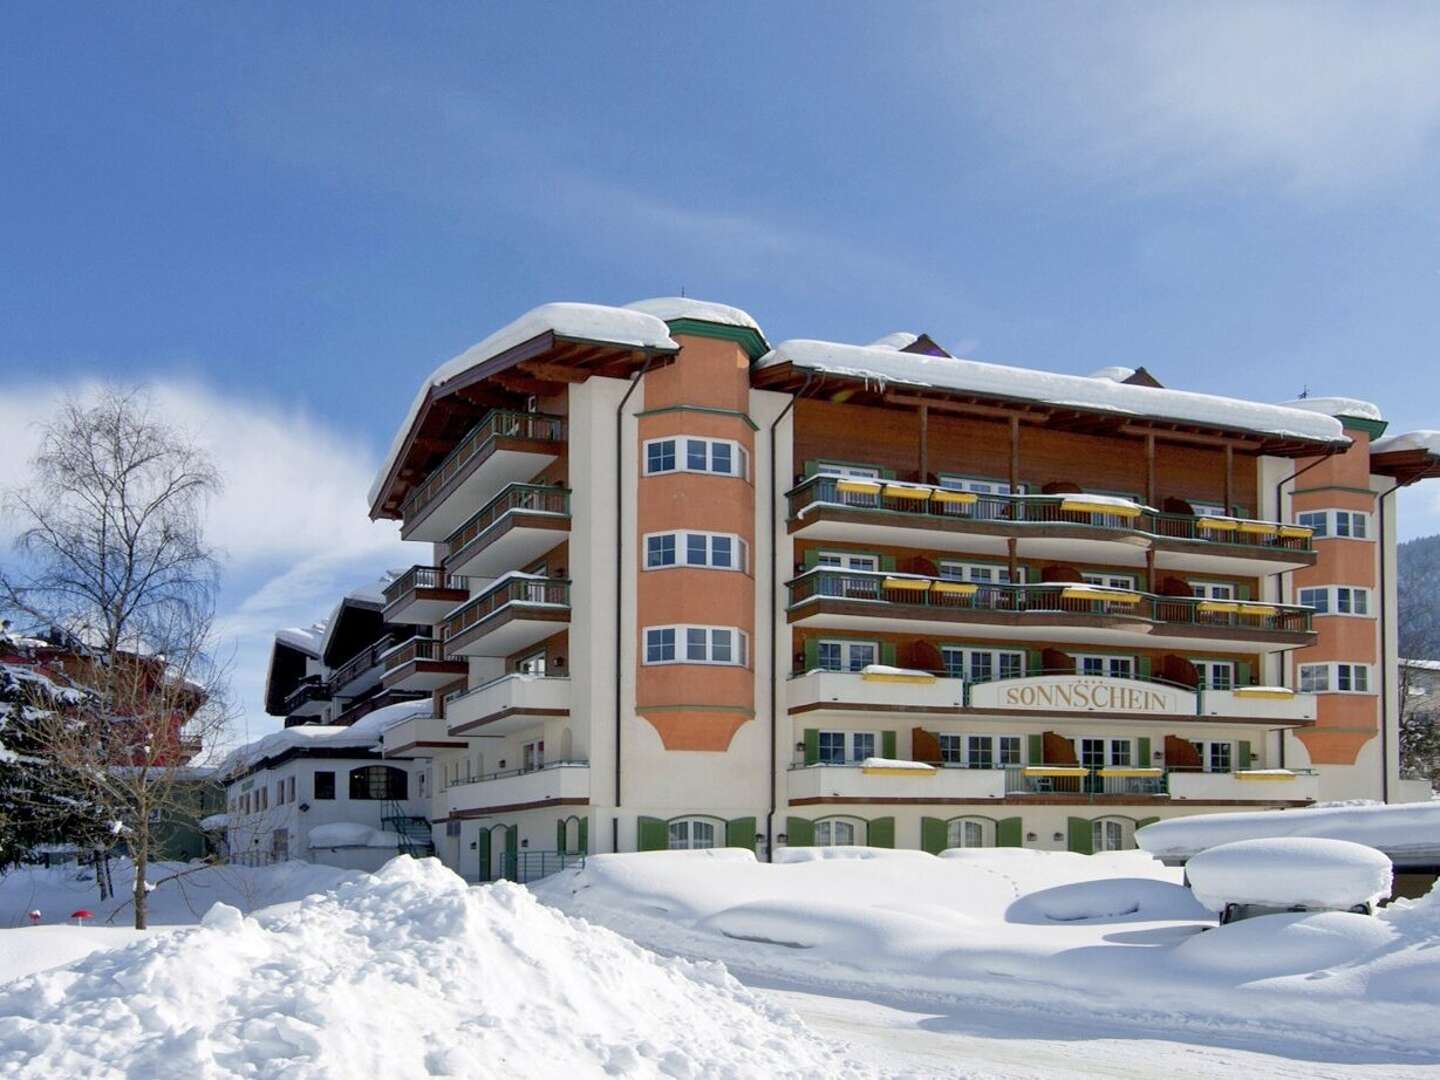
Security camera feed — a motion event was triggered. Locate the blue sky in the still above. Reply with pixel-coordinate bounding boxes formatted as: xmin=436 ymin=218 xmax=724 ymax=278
xmin=4 ymin=3 xmax=1440 ymax=745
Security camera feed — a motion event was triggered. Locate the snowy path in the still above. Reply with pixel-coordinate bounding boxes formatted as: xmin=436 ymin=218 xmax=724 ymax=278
xmin=759 ymin=983 xmax=1440 ymax=1080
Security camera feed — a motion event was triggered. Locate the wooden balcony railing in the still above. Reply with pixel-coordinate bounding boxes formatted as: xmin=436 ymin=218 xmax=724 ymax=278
xmin=440 ymin=577 xmax=571 ymax=649
xmin=787 ymin=475 xmax=1316 ymax=554
xmin=400 ymin=410 xmax=567 ymax=524
xmin=787 ymin=569 xmax=1314 ymax=635
xmin=381 ymin=635 xmax=446 ymax=672
xmin=383 ymin=565 xmax=469 ymax=608
xmin=445 ymin=483 xmax=571 ymax=558
xmin=330 ymin=636 xmax=398 ymax=691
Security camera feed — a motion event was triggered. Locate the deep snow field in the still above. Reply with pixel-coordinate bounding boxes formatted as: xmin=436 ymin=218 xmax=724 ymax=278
xmin=0 ymin=850 xmax=1436 ymax=1078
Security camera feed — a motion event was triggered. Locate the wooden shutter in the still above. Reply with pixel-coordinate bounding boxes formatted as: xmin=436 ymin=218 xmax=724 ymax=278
xmin=1236 ymin=660 xmax=1253 ymax=687
xmin=996 ymin=817 xmax=1023 ymax=848
xmin=1165 ymin=734 xmax=1202 ymax=769
xmin=578 ymin=817 xmax=588 ymax=855
xmin=1137 ymin=737 xmax=1151 ymax=767
xmin=1067 ymin=817 xmax=1094 ymax=855
xmin=920 ymin=817 xmax=947 ymax=855
xmin=555 ymin=819 xmax=566 ymax=853
xmin=1026 ymin=649 xmax=1044 ymax=675
xmin=867 ymin=817 xmax=895 ymax=848
xmin=786 ymin=817 xmax=814 ymax=846
xmin=881 ymin=730 xmax=897 ymax=759
xmin=912 ymin=727 xmax=941 ymax=764
xmin=880 ymin=641 xmax=898 ymax=667
xmin=1137 ymin=656 xmax=1152 ymax=680
xmin=726 ymin=817 xmax=757 ymax=851
xmin=1027 ymin=733 xmax=1044 ymax=765
xmin=478 ymin=829 xmax=491 ymax=882
xmin=803 ymin=637 xmax=819 ymax=672
xmin=636 ymin=816 xmax=668 ymax=851
xmin=803 ymin=729 xmax=820 ymax=765
xmin=1238 ymin=740 xmax=1252 ymax=769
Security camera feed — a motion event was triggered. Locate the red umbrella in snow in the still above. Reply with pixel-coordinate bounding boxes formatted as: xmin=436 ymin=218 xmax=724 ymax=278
xmin=70 ymin=909 xmax=93 ymax=926
xmin=27 ymin=910 xmax=41 ymax=926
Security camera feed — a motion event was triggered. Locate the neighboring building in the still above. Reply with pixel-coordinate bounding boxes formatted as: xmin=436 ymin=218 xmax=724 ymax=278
xmin=221 ymin=576 xmax=438 ymax=871
xmin=356 ymin=299 xmax=1440 ymax=877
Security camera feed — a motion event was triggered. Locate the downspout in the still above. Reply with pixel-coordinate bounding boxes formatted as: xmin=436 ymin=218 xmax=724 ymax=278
xmin=1270 ymin=447 xmax=1340 ymax=685
xmin=766 ymin=373 xmax=815 ymax=862
xmin=1376 ymin=481 xmax=1403 ymax=803
xmin=613 ymin=355 xmax=655 ymax=854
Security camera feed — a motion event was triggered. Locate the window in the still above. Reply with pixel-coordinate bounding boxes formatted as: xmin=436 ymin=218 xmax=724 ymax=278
xmin=1083 ymin=573 xmax=1135 ymax=591
xmin=1191 ymin=660 xmax=1235 ymax=690
xmin=522 ymin=740 xmax=544 ymax=772
xmin=1188 ymin=741 xmax=1233 ymax=773
xmin=1300 ymin=662 xmax=1373 ymax=694
xmin=646 ymin=626 xmax=749 ymax=666
xmin=668 ymin=817 xmax=719 ymax=850
xmin=817 ymin=639 xmax=877 ymax=672
xmin=817 ymin=552 xmax=878 ymax=572
xmin=515 ymin=650 xmax=547 ymax=676
xmin=645 ymin=437 xmax=747 ymax=478
xmin=1300 ymin=586 xmax=1370 ymax=616
xmin=818 ymin=462 xmax=881 ymax=478
xmin=939 ymin=561 xmax=1020 ymax=584
xmin=1296 ymin=510 xmax=1328 ymax=537
xmin=967 ymin=735 xmax=993 ymax=769
xmin=998 ymin=735 xmax=1022 ymax=765
xmin=1298 ymin=587 xmax=1329 ymax=614
xmin=1189 ymin=501 xmax=1228 ymax=517
xmin=941 ymin=646 xmax=1024 ymax=682
xmin=818 ymin=730 xmax=847 ymax=764
xmin=1080 ymin=737 xmax=1133 ymax=769
xmin=1092 ymin=819 xmax=1130 ymax=852
xmin=1335 ymin=511 xmax=1369 ymax=539
xmin=956 ymin=734 xmax=1022 ymax=768
xmin=287 ymin=776 xmax=295 ymax=802
xmin=947 ymin=818 xmax=990 ymax=848
xmin=348 ymin=765 xmax=407 ymax=801
xmin=814 ymin=818 xmax=858 ymax=846
xmin=852 ymin=732 xmax=877 ymax=760
xmin=938 ymin=476 xmax=1022 ymax=519
xmin=1190 ymin=581 xmax=1236 ymax=601
xmin=816 ymin=552 xmax=880 ymax=597
xmin=276 ymin=781 xmax=284 ymax=806
xmin=939 ymin=734 xmax=962 ymax=764
xmin=1296 ymin=509 xmax=1371 ymax=540
xmin=645 ymin=531 xmax=747 ymax=571
xmin=816 ymin=730 xmax=879 ymax=764
xmin=1074 ymin=654 xmax=1135 ymax=679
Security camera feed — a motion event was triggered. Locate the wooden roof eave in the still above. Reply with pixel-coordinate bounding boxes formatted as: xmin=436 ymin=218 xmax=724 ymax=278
xmin=751 ymin=362 xmax=1350 ymax=458
xmin=371 ymin=331 xmax=680 ymax=517
xmin=1370 ymin=449 xmax=1440 ymax=486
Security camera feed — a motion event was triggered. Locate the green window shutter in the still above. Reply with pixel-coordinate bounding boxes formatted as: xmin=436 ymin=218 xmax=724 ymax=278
xmin=1236 ymin=660 xmax=1253 ymax=687
xmin=786 ymin=816 xmax=814 ymax=846
xmin=1238 ymin=740 xmax=1252 ymax=769
xmin=803 ymin=728 xmax=820 ymax=765
xmin=1027 ymin=733 xmax=1043 ymax=764
xmin=803 ymin=637 xmax=819 ymax=671
xmin=637 ymin=816 xmax=668 ymax=851
xmin=996 ymin=817 xmax=1023 ymax=848
xmin=803 ymin=460 xmax=820 ymax=478
xmin=803 ymin=548 xmax=821 ymax=570
xmin=920 ymin=817 xmax=947 ymax=854
xmin=881 ymin=730 xmax=897 ymax=759
xmin=1067 ymin=817 xmax=1094 ymax=855
xmin=506 ymin=824 xmax=518 ymax=857
xmin=555 ymin=819 xmax=566 ymax=853
xmin=1237 ymin=583 xmax=1252 ymax=601
xmin=1137 ymin=656 xmax=1152 ymax=681
xmin=880 ymin=466 xmax=897 ymax=480
xmin=478 ymin=829 xmax=491 ymax=882
xmin=1137 ymin=737 xmax=1151 ymax=767
xmin=578 ymin=817 xmax=588 ymax=855
xmin=726 ymin=816 xmax=757 ymax=850
xmin=880 ymin=641 xmax=898 ymax=667
xmin=879 ymin=554 xmax=897 ymax=572
xmin=1026 ymin=649 xmax=1044 ymax=675
xmin=868 ymin=816 xmax=895 ymax=848
xmin=1136 ymin=816 xmax=1160 ymax=831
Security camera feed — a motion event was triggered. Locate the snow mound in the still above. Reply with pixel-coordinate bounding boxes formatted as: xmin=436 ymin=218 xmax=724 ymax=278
xmin=1185 ymin=838 xmax=1392 ymax=912
xmin=307 ymin=823 xmax=402 ymax=850
xmin=1007 ymin=878 xmax=1209 ymax=924
xmin=1175 ymin=911 xmax=1394 ymax=978
xmin=0 ymin=857 xmax=859 ymax=1078
xmin=775 ymin=846 xmax=934 ymax=864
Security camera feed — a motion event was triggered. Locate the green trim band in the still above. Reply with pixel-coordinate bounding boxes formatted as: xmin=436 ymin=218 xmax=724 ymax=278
xmin=1337 ymin=415 xmax=1389 ymax=439
xmin=1292 ymin=484 xmax=1378 ymax=497
xmin=636 ymin=704 xmax=757 ymax=716
xmin=636 ymin=404 xmax=760 ymax=430
xmin=665 ymin=318 xmax=769 ymax=361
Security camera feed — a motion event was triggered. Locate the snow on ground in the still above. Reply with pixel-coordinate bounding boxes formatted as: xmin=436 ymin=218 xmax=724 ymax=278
xmin=532 ymin=847 xmax=1440 ymax=1066
xmin=1137 ymin=800 xmax=1440 ymax=862
xmin=0 ymin=858 xmax=868 ymax=1079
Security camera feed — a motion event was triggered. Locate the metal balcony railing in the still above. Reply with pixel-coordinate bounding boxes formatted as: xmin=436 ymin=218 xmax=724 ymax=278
xmin=282 ymin=674 xmax=331 ymax=712
xmin=440 ymin=577 xmax=571 ymax=649
xmin=786 ymin=475 xmax=1316 ymax=554
xmin=401 ymin=410 xmax=567 ymax=524
xmin=380 ymin=635 xmax=446 ymax=672
xmin=445 ymin=483 xmax=571 ymax=559
xmin=330 ymin=636 xmax=399 ymax=692
xmin=383 ymin=566 xmax=469 ymax=608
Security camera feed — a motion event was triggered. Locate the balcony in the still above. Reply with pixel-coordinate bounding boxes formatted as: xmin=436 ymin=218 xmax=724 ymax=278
xmin=1004 ymin=766 xmax=1317 ymax=803
xmin=446 ymin=760 xmax=590 ymax=814
xmin=787 ymin=569 xmax=1314 ymax=652
xmin=282 ymin=675 xmax=331 ymax=718
xmin=445 ymin=673 xmax=572 ymax=736
xmin=382 ymin=566 xmax=470 ymax=626
xmin=787 ymin=762 xmax=1006 ymax=802
xmin=329 ymin=638 xmax=396 ymax=697
xmin=1200 ymin=686 xmax=1317 ymax=723
xmin=1168 ymin=768 xmax=1319 ymax=802
xmin=379 ymin=712 xmax=469 ymax=757
xmin=400 ymin=410 xmax=567 ymax=542
xmin=787 ymin=669 xmax=965 ymax=714
xmin=786 ymin=476 xmax=1316 ymax=575
xmin=380 ymin=636 xmax=467 ymax=692
xmin=440 ymin=575 xmax=570 ymax=658
xmin=444 ymin=483 xmax=571 ymax=579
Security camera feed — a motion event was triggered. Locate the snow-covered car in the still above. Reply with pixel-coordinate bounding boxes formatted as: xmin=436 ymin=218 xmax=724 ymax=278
xmin=1185 ymin=837 xmax=1392 ymax=924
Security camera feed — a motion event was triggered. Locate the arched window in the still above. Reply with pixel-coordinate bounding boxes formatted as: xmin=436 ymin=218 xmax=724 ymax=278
xmin=348 ymin=765 xmax=407 ymax=801
xmin=947 ymin=817 xmax=991 ymax=848
xmin=1092 ymin=817 xmax=1132 ymax=852
xmin=667 ymin=817 xmax=720 ymax=850
xmin=814 ymin=817 xmax=860 ymax=846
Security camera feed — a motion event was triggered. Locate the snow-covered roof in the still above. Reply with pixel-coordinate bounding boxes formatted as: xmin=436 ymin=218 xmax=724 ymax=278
xmin=865 ymin=332 xmax=919 ymax=351
xmin=217 ymin=700 xmax=429 ymax=779
xmin=1372 ymin=429 xmax=1440 ymax=455
xmin=1087 ymin=365 xmax=1136 ymax=382
xmin=1276 ymin=396 xmax=1384 ymax=422
xmin=1401 ymin=658 xmax=1440 ymax=671
xmin=757 ymin=339 xmax=1350 ymax=446
xmin=317 ymin=571 xmax=403 ymax=661
xmin=371 ymin=303 xmax=679 ymax=505
xmin=275 ymin=624 xmax=325 ymax=658
xmin=624 ymin=297 xmax=763 ymax=334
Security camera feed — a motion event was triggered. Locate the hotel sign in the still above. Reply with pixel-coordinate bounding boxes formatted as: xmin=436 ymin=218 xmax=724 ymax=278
xmin=969 ymin=675 xmax=1192 ymax=715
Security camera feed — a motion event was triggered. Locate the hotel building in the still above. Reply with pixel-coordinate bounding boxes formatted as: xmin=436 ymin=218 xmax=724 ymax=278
xmin=361 ymin=298 xmax=1437 ymax=879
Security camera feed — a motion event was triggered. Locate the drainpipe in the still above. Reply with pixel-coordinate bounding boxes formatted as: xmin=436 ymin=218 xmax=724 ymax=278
xmin=613 ymin=355 xmax=655 ymax=854
xmin=1376 ymin=481 xmax=1402 ymax=803
xmin=766 ymin=374 xmax=815 ymax=862
xmin=1270 ymin=447 xmax=1340 ymax=686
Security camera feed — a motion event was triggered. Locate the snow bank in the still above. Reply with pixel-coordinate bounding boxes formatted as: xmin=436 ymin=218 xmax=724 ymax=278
xmin=307 ymin=823 xmax=402 ymax=850
xmin=624 ymin=296 xmax=764 ymax=334
xmin=757 ymin=339 xmax=1348 ymax=444
xmin=372 ymin=303 xmax=678 ymax=505
xmin=1136 ymin=800 xmax=1440 ymax=863
xmin=1185 ymin=838 xmax=1393 ymax=912
xmin=0 ymin=857 xmax=858 ymax=1078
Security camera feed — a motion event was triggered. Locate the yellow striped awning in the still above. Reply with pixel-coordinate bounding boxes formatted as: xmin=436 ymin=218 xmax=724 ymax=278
xmin=1098 ymin=768 xmax=1164 ymax=778
xmin=836 ymin=478 xmax=883 ymax=495
xmin=1197 ymin=517 xmax=1239 ymax=531
xmin=931 ymin=580 xmax=979 ymax=595
xmin=1061 ymin=587 xmax=1143 ymax=604
xmin=862 ymin=764 xmax=937 ymax=777
xmin=861 ymin=670 xmax=937 ymax=684
xmin=1233 ymin=686 xmax=1295 ymax=699
xmin=931 ymin=489 xmax=979 ymax=505
xmin=883 ymin=576 xmax=931 ymax=591
xmin=1196 ymin=600 xmax=1241 ymax=614
xmin=1238 ymin=603 xmax=1278 ymax=617
xmin=1023 ymin=766 xmax=1089 ymax=777
xmin=1236 ymin=521 xmax=1280 ymax=536
xmin=1278 ymin=525 xmax=1314 ymax=539
xmin=883 ymin=483 xmax=932 ymax=501
xmin=1234 ymin=770 xmax=1297 ymax=782
xmin=1060 ymin=499 xmax=1142 ymax=518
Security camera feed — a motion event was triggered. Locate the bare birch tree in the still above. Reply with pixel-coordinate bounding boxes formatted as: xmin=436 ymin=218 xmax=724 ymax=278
xmin=1 ymin=386 xmax=229 ymax=928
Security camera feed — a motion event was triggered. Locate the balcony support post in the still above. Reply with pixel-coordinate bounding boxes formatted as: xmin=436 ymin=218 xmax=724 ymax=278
xmin=1007 ymin=537 xmax=1019 ymax=585
xmin=918 ymin=404 xmax=929 ymax=481
xmin=1008 ymin=415 xmax=1021 ymax=493
xmin=1145 ymin=432 xmax=1156 ymax=506
xmin=1224 ymin=443 xmax=1234 ymax=513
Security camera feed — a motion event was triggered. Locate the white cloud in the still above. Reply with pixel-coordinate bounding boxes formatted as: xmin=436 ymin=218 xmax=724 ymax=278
xmin=940 ymin=4 xmax=1440 ymax=195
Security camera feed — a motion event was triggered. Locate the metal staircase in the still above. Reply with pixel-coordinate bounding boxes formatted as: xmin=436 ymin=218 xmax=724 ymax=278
xmin=381 ymin=801 xmax=435 ymax=858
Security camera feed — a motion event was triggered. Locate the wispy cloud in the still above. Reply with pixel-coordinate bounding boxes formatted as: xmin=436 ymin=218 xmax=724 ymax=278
xmin=937 ymin=3 xmax=1440 ymax=197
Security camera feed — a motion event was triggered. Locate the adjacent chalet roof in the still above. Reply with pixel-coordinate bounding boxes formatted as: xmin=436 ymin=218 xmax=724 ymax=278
xmin=263 ymin=622 xmax=326 ymax=717
xmin=318 ymin=571 xmax=403 ymax=668
xmin=623 ymin=297 xmax=763 ymax=334
xmin=1371 ymin=429 xmax=1440 ymax=484
xmin=369 ymin=303 xmax=679 ymax=513
xmin=218 ymin=700 xmax=429 ymax=780
xmin=275 ymin=624 xmax=324 ymax=659
xmin=1277 ymin=396 xmax=1385 ymax=422
xmin=755 ymin=339 xmax=1350 ymax=453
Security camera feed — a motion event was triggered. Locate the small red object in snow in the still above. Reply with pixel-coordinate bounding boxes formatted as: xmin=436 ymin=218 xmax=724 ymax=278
xmin=27 ymin=910 xmax=41 ymax=925
xmin=70 ymin=909 xmax=93 ymax=924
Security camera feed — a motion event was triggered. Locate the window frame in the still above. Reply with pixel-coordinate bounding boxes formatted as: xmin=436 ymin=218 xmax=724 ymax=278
xmin=940 ymin=645 xmax=1025 ymax=682
xmin=1189 ymin=658 xmax=1236 ymax=690
xmin=813 ymin=816 xmax=862 ymax=846
xmin=667 ymin=816 xmax=722 ymax=850
xmin=1299 ymin=585 xmax=1371 ymax=617
xmin=643 ymin=436 xmax=749 ymax=479
xmin=1296 ymin=509 xmax=1372 ymax=541
xmin=816 ymin=638 xmax=878 ymax=672
xmin=643 ymin=624 xmax=749 ymax=667
xmin=1073 ymin=653 xmax=1136 ymax=679
xmin=816 ymin=729 xmax=880 ymax=764
xmin=643 ymin=530 xmax=748 ymax=572
xmin=1299 ymin=661 xmax=1374 ymax=694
